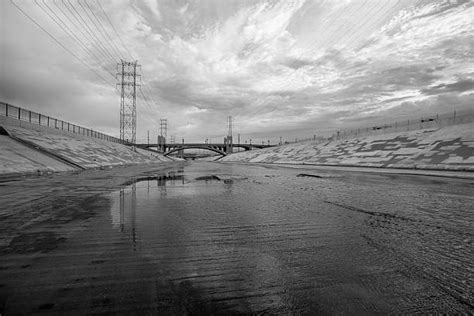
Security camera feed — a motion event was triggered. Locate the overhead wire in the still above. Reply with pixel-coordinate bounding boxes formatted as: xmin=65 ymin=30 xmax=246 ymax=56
xmin=62 ymin=0 xmax=118 ymax=64
xmin=10 ymin=0 xmax=112 ymax=85
xmin=11 ymin=0 xmax=160 ymax=141
xmin=87 ymin=0 xmax=160 ymax=137
xmin=95 ymin=0 xmax=134 ymax=60
xmin=248 ymin=0 xmax=419 ymax=141
xmin=340 ymin=0 xmax=403 ymax=49
xmin=286 ymin=0 xmax=406 ymax=107
xmin=77 ymin=0 xmax=123 ymax=61
xmin=35 ymin=0 xmax=115 ymax=79
xmin=247 ymin=1 xmax=364 ymax=116
xmin=58 ymin=0 xmax=113 ymax=64
xmin=250 ymin=0 xmax=403 ymax=117
xmin=82 ymin=0 xmax=126 ymax=61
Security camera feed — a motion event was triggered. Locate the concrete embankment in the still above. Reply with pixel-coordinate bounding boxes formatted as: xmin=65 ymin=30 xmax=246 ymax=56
xmin=222 ymin=123 xmax=474 ymax=171
xmin=0 ymin=116 xmax=172 ymax=177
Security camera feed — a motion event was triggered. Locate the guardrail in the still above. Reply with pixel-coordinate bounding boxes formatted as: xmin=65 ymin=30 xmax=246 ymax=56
xmin=0 ymin=101 xmax=128 ymax=145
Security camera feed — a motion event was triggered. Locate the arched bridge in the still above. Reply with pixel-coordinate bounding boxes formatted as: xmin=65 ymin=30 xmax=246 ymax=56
xmin=136 ymin=143 xmax=274 ymax=156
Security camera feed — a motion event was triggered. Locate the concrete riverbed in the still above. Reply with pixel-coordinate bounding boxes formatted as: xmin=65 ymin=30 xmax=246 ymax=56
xmin=0 ymin=161 xmax=473 ymax=314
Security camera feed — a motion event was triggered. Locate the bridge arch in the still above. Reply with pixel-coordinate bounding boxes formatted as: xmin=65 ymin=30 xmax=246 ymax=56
xmin=164 ymin=145 xmax=227 ymax=157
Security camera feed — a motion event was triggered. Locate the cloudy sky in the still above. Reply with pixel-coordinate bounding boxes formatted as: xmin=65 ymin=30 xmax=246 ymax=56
xmin=1 ymin=0 xmax=473 ymax=143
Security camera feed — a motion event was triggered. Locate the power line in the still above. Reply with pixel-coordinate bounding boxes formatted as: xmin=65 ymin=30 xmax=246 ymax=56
xmin=82 ymin=0 xmax=126 ymax=60
xmin=92 ymin=0 xmax=159 ymax=133
xmin=250 ymin=1 xmax=401 ymax=117
xmin=35 ymin=0 xmax=115 ymax=78
xmin=141 ymin=79 xmax=160 ymax=109
xmin=95 ymin=0 xmax=134 ymax=60
xmin=77 ymin=0 xmax=123 ymax=61
xmin=286 ymin=0 xmax=404 ymax=106
xmin=10 ymin=0 xmax=112 ymax=85
xmin=246 ymin=3 xmax=360 ymax=116
xmin=51 ymin=0 xmax=116 ymax=72
xmin=62 ymin=0 xmax=118 ymax=64
xmin=138 ymin=86 xmax=160 ymax=124
xmin=58 ymin=0 xmax=113 ymax=64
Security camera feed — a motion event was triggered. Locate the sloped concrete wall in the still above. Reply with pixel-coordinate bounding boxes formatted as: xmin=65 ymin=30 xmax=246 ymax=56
xmin=222 ymin=123 xmax=474 ymax=171
xmin=0 ymin=135 xmax=75 ymax=175
xmin=0 ymin=116 xmax=172 ymax=175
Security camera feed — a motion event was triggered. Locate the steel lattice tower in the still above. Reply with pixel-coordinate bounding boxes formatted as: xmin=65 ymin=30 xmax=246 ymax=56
xmin=117 ymin=60 xmax=141 ymax=143
xmin=160 ymin=119 xmax=168 ymax=140
xmin=225 ymin=116 xmax=233 ymax=153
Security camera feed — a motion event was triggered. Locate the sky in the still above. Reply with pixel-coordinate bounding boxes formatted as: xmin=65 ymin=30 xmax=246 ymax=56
xmin=1 ymin=0 xmax=473 ymax=144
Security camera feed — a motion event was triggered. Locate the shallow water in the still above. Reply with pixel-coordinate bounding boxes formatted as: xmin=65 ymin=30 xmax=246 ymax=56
xmin=106 ymin=162 xmax=474 ymax=314
xmin=1 ymin=161 xmax=473 ymax=314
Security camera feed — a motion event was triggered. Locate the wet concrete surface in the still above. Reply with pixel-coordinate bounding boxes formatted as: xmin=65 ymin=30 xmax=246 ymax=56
xmin=0 ymin=161 xmax=473 ymax=314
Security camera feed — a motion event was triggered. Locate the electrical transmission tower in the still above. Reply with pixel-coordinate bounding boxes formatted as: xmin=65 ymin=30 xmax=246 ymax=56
xmin=225 ymin=116 xmax=233 ymax=153
xmin=160 ymin=119 xmax=168 ymax=140
xmin=227 ymin=116 xmax=233 ymax=138
xmin=158 ymin=119 xmax=167 ymax=152
xmin=117 ymin=60 xmax=141 ymax=143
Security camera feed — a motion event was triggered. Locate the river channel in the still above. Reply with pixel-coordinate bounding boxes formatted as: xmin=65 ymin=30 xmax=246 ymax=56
xmin=1 ymin=161 xmax=473 ymax=314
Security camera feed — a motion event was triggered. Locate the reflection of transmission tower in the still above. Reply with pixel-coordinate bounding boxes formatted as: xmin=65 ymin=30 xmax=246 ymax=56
xmin=117 ymin=60 xmax=141 ymax=143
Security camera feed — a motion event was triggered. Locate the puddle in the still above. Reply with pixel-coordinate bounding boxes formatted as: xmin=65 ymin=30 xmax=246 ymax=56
xmin=194 ymin=175 xmax=220 ymax=181
xmin=110 ymin=171 xmax=235 ymax=231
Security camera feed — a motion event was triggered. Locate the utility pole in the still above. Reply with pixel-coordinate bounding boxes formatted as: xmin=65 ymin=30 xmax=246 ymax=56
xmin=147 ymin=130 xmax=149 ymax=146
xmin=117 ymin=60 xmax=141 ymax=144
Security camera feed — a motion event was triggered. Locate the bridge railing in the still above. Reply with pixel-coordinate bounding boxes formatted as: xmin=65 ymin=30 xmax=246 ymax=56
xmin=0 ymin=101 xmax=127 ymax=145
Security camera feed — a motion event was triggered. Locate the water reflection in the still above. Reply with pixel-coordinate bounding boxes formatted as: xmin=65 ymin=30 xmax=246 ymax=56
xmin=112 ymin=170 xmax=228 ymax=246
xmin=118 ymin=183 xmax=137 ymax=250
xmin=107 ymin=162 xmax=473 ymax=314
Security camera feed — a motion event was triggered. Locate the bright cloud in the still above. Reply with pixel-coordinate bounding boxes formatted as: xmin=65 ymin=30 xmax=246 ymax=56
xmin=1 ymin=0 xmax=473 ymax=143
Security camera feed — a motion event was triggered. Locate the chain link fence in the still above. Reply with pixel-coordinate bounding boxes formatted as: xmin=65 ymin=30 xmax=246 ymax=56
xmin=0 ymin=102 xmax=126 ymax=144
xmin=288 ymin=109 xmax=474 ymax=145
